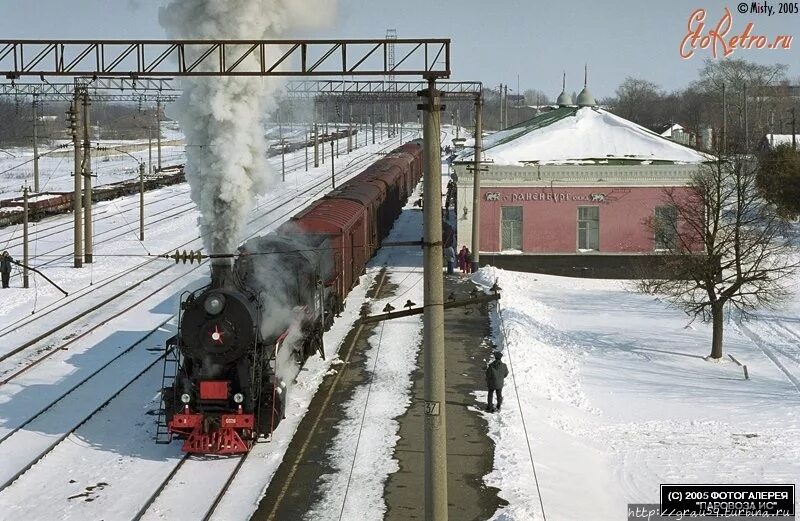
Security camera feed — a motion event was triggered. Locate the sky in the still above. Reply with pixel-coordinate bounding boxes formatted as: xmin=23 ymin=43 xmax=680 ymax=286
xmin=0 ymin=0 xmax=798 ymax=99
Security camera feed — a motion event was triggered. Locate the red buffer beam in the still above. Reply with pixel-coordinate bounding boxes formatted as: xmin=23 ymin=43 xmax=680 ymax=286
xmin=0 ymin=39 xmax=451 ymax=79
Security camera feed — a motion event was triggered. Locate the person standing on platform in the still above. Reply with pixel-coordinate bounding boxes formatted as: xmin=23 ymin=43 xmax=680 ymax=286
xmin=458 ymin=246 xmax=467 ymax=274
xmin=1 ymin=251 xmax=13 ymax=289
xmin=485 ymin=351 xmax=509 ymax=412
xmin=465 ymin=247 xmax=474 ymax=274
xmin=444 ymin=245 xmax=456 ymax=275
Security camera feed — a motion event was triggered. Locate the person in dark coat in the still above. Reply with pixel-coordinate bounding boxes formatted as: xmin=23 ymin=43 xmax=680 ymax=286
xmin=1 ymin=251 xmax=13 ymax=289
xmin=485 ymin=351 xmax=509 ymax=412
xmin=465 ymin=247 xmax=474 ymax=274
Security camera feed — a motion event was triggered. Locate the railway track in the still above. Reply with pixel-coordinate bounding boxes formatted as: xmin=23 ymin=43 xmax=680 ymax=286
xmin=0 ymin=138 xmax=405 ymax=510
xmin=0 ymin=135 xmax=400 ymax=365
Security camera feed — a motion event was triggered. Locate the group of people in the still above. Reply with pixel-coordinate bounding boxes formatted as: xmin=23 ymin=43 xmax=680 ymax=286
xmin=443 ymin=245 xmax=474 ymax=276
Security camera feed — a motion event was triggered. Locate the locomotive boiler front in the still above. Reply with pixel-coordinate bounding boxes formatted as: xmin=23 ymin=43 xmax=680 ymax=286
xmin=179 ymin=286 xmax=258 ymax=367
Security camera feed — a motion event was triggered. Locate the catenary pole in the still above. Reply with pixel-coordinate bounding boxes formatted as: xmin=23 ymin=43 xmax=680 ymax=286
xmin=156 ymin=98 xmax=162 ymax=171
xmin=32 ymin=96 xmax=39 ymax=193
xmin=419 ymin=77 xmax=448 ymax=521
xmin=330 ymin=140 xmax=335 ymax=189
xmin=314 ymin=123 xmax=319 ymax=168
xmin=139 ymin=162 xmax=145 ymax=241
xmin=82 ymin=89 xmax=93 ymax=263
xmin=22 ymin=186 xmax=29 ymax=288
xmin=71 ymin=88 xmax=83 ymax=268
xmin=471 ymin=93 xmax=483 ymax=273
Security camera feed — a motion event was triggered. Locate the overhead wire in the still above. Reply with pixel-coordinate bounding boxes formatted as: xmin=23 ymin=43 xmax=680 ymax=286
xmin=337 ymin=319 xmax=386 ymax=521
xmin=495 ymin=299 xmax=548 ymax=521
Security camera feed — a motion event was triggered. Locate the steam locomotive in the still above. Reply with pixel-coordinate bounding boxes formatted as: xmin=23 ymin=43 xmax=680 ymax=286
xmin=159 ymin=140 xmax=425 ymax=454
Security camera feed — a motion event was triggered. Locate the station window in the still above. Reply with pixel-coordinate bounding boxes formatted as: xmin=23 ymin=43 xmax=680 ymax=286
xmin=501 ymin=206 xmax=523 ymax=251
xmin=654 ymin=205 xmax=678 ymax=251
xmin=577 ymin=206 xmax=599 ymax=251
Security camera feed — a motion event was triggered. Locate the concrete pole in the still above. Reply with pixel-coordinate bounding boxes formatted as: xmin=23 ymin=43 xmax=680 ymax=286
xmin=139 ymin=162 xmax=145 ymax=241
xmin=744 ymin=84 xmax=749 ymax=151
xmin=419 ymin=78 xmax=448 ymax=521
xmin=348 ymin=109 xmax=353 ymax=153
xmin=455 ymin=107 xmax=460 ymax=139
xmin=22 ymin=186 xmax=29 ymax=288
xmin=72 ymin=89 xmax=83 ymax=269
xmin=792 ymin=107 xmax=797 ymax=150
xmin=371 ymin=103 xmax=376 ymax=144
xmin=156 ymin=98 xmax=162 ymax=172
xmin=471 ymin=94 xmax=483 ymax=273
xmin=279 ymin=108 xmax=285 ymax=182
xmin=722 ymin=83 xmax=727 ymax=155
xmin=330 ymin=141 xmax=335 ymax=190
xmin=305 ymin=131 xmax=309 ymax=171
xmin=148 ymin=128 xmax=153 ymax=175
xmin=314 ymin=123 xmax=319 ymax=168
xmin=82 ymin=90 xmax=93 ymax=263
xmin=32 ymin=96 xmax=40 ymax=193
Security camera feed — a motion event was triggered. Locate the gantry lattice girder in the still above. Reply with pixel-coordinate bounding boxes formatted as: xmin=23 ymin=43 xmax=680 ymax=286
xmin=283 ymin=80 xmax=481 ymax=102
xmin=0 ymin=40 xmax=451 ymax=79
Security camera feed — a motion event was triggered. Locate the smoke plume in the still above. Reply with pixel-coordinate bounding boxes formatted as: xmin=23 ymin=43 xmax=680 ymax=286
xmin=159 ymin=0 xmax=336 ymax=256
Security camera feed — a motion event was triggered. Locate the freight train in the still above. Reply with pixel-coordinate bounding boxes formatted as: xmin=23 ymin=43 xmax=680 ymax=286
xmin=266 ymin=127 xmax=358 ymax=157
xmin=159 ymin=140 xmax=425 ymax=455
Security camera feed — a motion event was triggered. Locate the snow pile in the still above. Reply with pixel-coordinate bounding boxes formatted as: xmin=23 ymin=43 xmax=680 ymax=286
xmin=466 ymin=107 xmax=710 ymax=166
xmin=159 ymin=0 xmax=335 ymax=256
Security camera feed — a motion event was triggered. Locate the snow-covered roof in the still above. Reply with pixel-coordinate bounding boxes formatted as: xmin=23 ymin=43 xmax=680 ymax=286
xmin=458 ymin=107 xmax=711 ymax=166
xmin=659 ymin=123 xmax=684 ymax=137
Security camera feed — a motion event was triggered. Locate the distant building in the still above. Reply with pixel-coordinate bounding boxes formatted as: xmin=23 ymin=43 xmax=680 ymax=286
xmin=452 ymin=82 xmax=712 ymax=278
xmin=759 ymin=133 xmax=799 ymax=152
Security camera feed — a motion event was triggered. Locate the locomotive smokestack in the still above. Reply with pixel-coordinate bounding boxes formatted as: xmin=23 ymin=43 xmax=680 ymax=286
xmin=210 ymin=260 xmax=234 ymax=289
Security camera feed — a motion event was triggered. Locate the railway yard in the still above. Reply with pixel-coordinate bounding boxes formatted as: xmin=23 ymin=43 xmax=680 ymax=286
xmin=0 ymin=2 xmax=799 ymax=520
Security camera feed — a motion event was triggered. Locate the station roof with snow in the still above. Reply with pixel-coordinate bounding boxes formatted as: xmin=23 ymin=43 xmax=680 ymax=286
xmin=458 ymin=106 xmax=711 ymax=166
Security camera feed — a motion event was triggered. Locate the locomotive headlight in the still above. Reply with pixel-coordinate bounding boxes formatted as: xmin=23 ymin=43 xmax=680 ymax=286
xmin=180 ymin=393 xmax=191 ymax=404
xmin=204 ymin=293 xmax=225 ymax=315
xmin=233 ymin=393 xmax=244 ymax=403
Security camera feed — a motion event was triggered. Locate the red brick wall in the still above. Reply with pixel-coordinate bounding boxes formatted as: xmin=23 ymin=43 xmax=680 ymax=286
xmin=478 ymin=186 xmax=695 ymax=254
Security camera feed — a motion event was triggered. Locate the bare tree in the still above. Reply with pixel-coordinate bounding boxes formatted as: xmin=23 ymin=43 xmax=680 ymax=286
xmin=637 ymin=155 xmax=798 ymax=359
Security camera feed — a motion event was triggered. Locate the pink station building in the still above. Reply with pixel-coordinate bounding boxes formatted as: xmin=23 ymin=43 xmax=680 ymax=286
xmin=453 ymin=84 xmax=710 ymax=277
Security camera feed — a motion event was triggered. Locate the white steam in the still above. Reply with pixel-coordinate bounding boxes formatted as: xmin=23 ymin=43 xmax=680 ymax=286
xmin=159 ymin=0 xmax=336 ymax=255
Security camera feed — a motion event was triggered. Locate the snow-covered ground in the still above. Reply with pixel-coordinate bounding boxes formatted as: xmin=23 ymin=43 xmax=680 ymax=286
xmin=472 ymin=268 xmax=800 ymax=520
xmin=3 ymin=120 xmax=796 ymax=521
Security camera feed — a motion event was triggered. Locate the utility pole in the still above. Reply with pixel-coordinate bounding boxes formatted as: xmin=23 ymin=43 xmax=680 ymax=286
xmin=504 ymin=84 xmax=508 ymax=130
xmin=32 ymin=95 xmax=40 ymax=193
xmin=139 ymin=162 xmax=145 ymax=241
xmin=330 ymin=141 xmax=335 ymax=189
xmin=314 ymin=123 xmax=319 ymax=168
xmin=156 ymin=98 xmax=162 ymax=172
xmin=148 ymin=128 xmax=153 ymax=175
xmin=455 ymin=107 xmax=460 ymax=139
xmin=279 ymin=108 xmax=285 ymax=182
xmin=348 ymin=105 xmax=353 ymax=153
xmin=418 ymin=78 xmax=448 ymax=521
xmin=71 ymin=88 xmax=83 ymax=269
xmin=791 ymin=107 xmax=797 ymax=150
xmin=371 ymin=103 xmax=376 ymax=144
xmin=722 ymin=83 xmax=727 ymax=155
xmin=471 ymin=94 xmax=483 ymax=273
xmin=305 ymin=130 xmax=309 ymax=171
xmin=22 ymin=186 xmax=29 ymax=288
xmin=82 ymin=89 xmax=93 ymax=263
